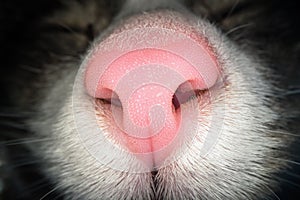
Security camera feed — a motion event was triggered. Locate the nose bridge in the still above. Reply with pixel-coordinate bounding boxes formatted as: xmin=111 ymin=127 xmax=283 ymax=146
xmin=123 ymin=83 xmax=175 ymax=138
xmin=127 ymin=84 xmax=173 ymax=127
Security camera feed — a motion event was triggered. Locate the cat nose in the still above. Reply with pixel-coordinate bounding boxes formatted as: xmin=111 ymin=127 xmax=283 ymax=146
xmin=87 ymin=47 xmax=217 ymax=154
xmin=93 ymin=48 xmax=206 ymax=154
xmin=84 ymin=10 xmax=219 ymax=161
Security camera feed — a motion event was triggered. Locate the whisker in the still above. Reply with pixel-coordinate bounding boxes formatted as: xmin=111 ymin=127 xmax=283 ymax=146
xmin=0 ymin=132 xmax=27 ymax=141
xmin=40 ymin=185 xmax=61 ymax=200
xmin=225 ymin=23 xmax=252 ymax=36
xmin=276 ymin=176 xmax=300 ymax=189
xmin=268 ymin=157 xmax=300 ymax=166
xmin=0 ymin=109 xmax=33 ymax=118
xmin=0 ymin=122 xmax=27 ymax=131
xmin=55 ymin=22 xmax=83 ymax=36
xmin=43 ymin=21 xmax=91 ymax=45
xmin=285 ymin=88 xmax=300 ymax=96
xmin=11 ymin=159 xmax=46 ymax=169
xmin=225 ymin=0 xmax=240 ymax=19
xmin=1 ymin=138 xmax=54 ymax=146
xmin=20 ymin=64 xmax=43 ymax=74
xmin=27 ymin=180 xmax=63 ymax=200
xmin=52 ymin=192 xmax=65 ymax=200
xmin=265 ymin=185 xmax=280 ymax=200
xmin=19 ymin=178 xmax=51 ymax=195
xmin=268 ymin=130 xmax=300 ymax=137
xmin=283 ymin=171 xmax=300 ymax=180
xmin=283 ymin=159 xmax=300 ymax=166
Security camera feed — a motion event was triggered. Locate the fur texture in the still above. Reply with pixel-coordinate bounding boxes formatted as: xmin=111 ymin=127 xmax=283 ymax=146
xmin=1 ymin=0 xmax=299 ymax=199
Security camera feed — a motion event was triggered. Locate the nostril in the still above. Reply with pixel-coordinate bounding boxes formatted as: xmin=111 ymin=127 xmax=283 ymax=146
xmin=172 ymin=90 xmax=196 ymax=110
xmin=96 ymin=88 xmax=122 ymax=107
xmin=172 ymin=81 xmax=198 ymax=110
xmin=109 ymin=97 xmax=122 ymax=108
xmin=99 ymin=97 xmax=122 ymax=108
xmin=172 ymin=94 xmax=180 ymax=110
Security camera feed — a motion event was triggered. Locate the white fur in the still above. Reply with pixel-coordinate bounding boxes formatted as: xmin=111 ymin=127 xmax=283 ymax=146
xmin=28 ymin=1 xmax=288 ymax=199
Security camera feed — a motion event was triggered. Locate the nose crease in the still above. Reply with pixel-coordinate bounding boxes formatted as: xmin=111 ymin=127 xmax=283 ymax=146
xmin=121 ymin=84 xmax=175 ymax=139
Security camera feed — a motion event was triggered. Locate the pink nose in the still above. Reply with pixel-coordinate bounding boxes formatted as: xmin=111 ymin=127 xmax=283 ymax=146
xmin=84 ymin=11 xmax=219 ymax=156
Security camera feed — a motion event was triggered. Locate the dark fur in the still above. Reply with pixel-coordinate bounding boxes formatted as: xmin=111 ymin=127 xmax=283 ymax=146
xmin=0 ymin=0 xmax=299 ymax=199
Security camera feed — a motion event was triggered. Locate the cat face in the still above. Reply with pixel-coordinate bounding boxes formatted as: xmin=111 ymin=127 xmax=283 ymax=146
xmin=1 ymin=0 xmax=299 ymax=199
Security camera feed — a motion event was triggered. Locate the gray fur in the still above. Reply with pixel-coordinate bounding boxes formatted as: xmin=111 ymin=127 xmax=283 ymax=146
xmin=1 ymin=0 xmax=299 ymax=199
